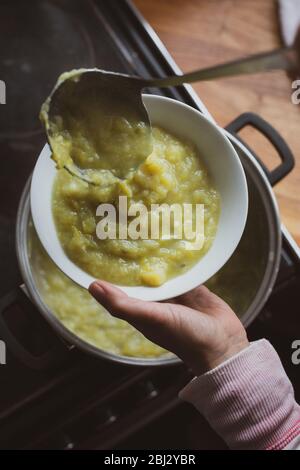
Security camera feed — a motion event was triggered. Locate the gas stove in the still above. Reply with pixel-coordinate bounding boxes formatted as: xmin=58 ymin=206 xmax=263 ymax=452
xmin=0 ymin=0 xmax=299 ymax=450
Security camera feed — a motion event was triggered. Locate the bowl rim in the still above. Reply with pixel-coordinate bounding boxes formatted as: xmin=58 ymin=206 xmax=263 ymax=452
xmin=30 ymin=93 xmax=248 ymax=301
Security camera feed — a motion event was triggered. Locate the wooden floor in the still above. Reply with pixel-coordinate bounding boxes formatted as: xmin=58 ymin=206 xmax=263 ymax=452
xmin=135 ymin=0 xmax=300 ymax=245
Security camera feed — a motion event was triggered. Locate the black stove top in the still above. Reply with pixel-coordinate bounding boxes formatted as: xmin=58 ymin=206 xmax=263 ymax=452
xmin=0 ymin=0 xmax=299 ymax=450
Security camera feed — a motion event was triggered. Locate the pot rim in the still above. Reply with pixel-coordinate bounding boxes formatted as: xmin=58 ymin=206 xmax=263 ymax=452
xmin=226 ymin=132 xmax=282 ymax=327
xmin=15 ymin=135 xmax=281 ymax=365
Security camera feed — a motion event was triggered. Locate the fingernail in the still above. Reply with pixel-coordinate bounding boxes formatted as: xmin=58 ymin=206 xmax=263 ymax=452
xmin=89 ymin=281 xmax=105 ymax=297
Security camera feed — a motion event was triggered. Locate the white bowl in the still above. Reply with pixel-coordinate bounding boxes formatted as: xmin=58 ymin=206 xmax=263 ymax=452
xmin=31 ymin=94 xmax=248 ymax=301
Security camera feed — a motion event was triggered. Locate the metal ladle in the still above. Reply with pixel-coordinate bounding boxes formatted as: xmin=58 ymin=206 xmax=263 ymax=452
xmin=44 ymin=41 xmax=299 ymax=184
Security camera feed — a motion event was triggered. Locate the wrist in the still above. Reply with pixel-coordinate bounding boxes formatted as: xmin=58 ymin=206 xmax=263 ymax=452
xmin=188 ymin=335 xmax=250 ymax=376
xmin=206 ymin=337 xmax=250 ymax=371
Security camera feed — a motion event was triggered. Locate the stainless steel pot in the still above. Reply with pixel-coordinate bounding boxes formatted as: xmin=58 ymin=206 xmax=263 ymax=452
xmin=0 ymin=112 xmax=294 ymax=368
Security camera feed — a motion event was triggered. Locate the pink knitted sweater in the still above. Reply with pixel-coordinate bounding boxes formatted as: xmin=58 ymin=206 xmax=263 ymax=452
xmin=179 ymin=339 xmax=300 ymax=450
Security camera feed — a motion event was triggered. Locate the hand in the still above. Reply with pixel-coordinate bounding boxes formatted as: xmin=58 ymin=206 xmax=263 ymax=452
xmin=89 ymin=280 xmax=249 ymax=375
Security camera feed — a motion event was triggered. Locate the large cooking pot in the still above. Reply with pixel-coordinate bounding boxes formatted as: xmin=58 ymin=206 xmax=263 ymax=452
xmin=0 ymin=112 xmax=294 ymax=369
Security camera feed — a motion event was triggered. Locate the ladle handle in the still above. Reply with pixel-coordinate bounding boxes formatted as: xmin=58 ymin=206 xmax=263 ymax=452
xmin=143 ymin=47 xmax=298 ymax=88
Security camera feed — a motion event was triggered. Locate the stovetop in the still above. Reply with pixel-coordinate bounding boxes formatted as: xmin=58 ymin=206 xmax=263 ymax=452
xmin=0 ymin=0 xmax=299 ymax=450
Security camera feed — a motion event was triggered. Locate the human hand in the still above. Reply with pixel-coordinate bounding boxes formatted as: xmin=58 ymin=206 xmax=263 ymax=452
xmin=89 ymin=280 xmax=249 ymax=375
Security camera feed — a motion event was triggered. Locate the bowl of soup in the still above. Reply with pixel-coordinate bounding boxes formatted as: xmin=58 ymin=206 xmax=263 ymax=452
xmin=31 ymin=94 xmax=248 ymax=301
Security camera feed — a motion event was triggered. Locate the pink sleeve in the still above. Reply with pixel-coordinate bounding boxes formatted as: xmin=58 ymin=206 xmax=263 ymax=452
xmin=179 ymin=339 xmax=300 ymax=450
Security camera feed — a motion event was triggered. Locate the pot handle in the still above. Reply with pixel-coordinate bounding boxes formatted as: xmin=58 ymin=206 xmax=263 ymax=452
xmin=0 ymin=287 xmax=65 ymax=370
xmin=225 ymin=112 xmax=295 ymax=186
